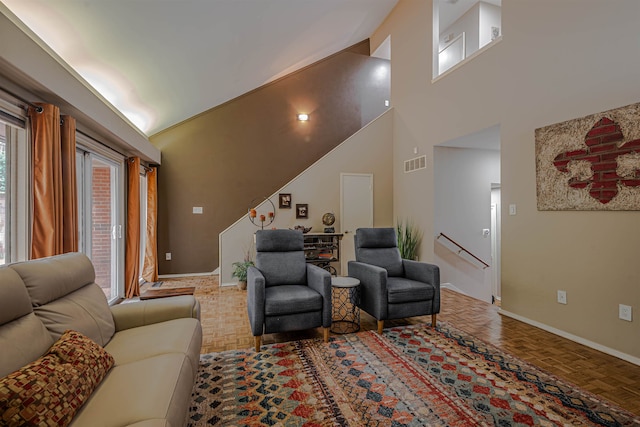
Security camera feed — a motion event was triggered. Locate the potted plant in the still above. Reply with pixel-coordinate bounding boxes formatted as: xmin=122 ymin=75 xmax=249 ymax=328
xmin=232 ymin=259 xmax=253 ymax=290
xmin=231 ymin=241 xmax=255 ymax=291
xmin=396 ymin=219 xmax=422 ymax=260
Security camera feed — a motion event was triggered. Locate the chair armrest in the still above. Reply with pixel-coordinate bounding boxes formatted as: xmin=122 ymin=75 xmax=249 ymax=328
xmin=247 ymin=266 xmax=266 ymax=336
xmin=403 ymin=260 xmax=440 ymax=313
xmin=110 ymin=295 xmax=200 ymax=332
xmin=403 ymin=260 xmax=440 ymax=289
xmin=348 ymin=261 xmax=388 ymax=320
xmin=306 ymin=264 xmax=332 ymax=328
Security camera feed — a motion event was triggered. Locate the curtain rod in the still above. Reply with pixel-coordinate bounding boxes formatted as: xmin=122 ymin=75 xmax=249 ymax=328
xmin=1 ymin=84 xmax=158 ymax=168
xmin=0 ymin=85 xmax=43 ymax=113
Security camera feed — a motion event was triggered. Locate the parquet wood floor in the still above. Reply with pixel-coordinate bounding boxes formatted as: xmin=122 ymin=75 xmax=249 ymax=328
xmin=142 ymin=275 xmax=640 ymax=416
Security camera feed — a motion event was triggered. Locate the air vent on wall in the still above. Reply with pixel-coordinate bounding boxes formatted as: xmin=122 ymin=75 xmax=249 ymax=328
xmin=404 ymin=155 xmax=427 ymax=173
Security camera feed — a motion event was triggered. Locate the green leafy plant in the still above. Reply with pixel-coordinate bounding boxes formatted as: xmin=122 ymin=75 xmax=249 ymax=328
xmin=232 ymin=240 xmax=255 ymax=286
xmin=231 ymin=260 xmax=254 ymax=282
xmin=396 ymin=219 xmax=421 ymax=260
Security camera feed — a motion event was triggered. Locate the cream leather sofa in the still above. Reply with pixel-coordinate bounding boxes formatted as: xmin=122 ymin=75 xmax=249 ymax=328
xmin=0 ymin=252 xmax=202 ymax=427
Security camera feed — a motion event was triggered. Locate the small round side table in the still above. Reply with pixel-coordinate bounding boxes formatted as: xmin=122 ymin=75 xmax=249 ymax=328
xmin=330 ymin=276 xmax=361 ymax=334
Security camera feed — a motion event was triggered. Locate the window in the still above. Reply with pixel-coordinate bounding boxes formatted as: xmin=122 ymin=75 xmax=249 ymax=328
xmin=77 ymin=136 xmax=125 ymax=303
xmin=0 ymin=124 xmax=8 ymax=265
xmin=0 ymin=113 xmax=28 ymax=265
xmin=434 ymin=0 xmax=502 ymax=78
xmin=0 ymin=91 xmax=128 ymax=299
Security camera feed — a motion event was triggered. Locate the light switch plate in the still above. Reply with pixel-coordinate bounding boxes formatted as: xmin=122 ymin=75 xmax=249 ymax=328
xmin=557 ymin=290 xmax=567 ymax=304
xmin=619 ymin=304 xmax=632 ymax=321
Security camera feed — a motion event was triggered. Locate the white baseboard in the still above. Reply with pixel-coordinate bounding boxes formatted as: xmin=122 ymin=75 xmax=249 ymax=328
xmin=220 ymin=282 xmax=237 ymax=287
xmin=158 ymin=271 xmax=215 ymax=279
xmin=441 ymin=282 xmax=468 ymax=295
xmin=499 ymin=309 xmax=640 ymax=367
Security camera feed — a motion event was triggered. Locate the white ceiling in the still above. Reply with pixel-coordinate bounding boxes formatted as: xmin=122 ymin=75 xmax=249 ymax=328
xmin=2 ymin=0 xmax=499 ymax=138
xmin=2 ymin=0 xmax=398 ymax=137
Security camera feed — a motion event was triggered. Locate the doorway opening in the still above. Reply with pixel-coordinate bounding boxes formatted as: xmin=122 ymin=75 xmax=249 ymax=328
xmin=433 ymin=124 xmax=500 ymax=303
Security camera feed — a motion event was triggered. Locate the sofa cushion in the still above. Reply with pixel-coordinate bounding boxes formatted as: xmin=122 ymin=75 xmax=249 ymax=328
xmin=11 ymin=253 xmax=116 ymax=346
xmin=69 ymin=353 xmax=194 ymax=427
xmin=0 ymin=330 xmax=114 ymax=427
xmin=0 ymin=267 xmax=54 ymax=378
xmin=0 ymin=267 xmax=32 ymax=325
xmin=34 ymin=285 xmax=116 ymax=347
xmin=105 ymin=317 xmax=201 ymax=375
xmin=10 ymin=252 xmax=96 ymax=307
xmin=0 ymin=315 xmax=55 ymax=379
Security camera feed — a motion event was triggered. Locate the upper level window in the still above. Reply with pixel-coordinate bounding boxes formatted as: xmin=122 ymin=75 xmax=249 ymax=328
xmin=434 ymin=0 xmax=502 ymax=78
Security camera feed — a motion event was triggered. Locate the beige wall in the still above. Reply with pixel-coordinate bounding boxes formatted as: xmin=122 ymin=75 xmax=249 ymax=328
xmin=219 ymin=109 xmax=393 ymax=285
xmin=373 ymin=0 xmax=640 ymax=360
xmin=150 ymin=41 xmax=390 ymax=275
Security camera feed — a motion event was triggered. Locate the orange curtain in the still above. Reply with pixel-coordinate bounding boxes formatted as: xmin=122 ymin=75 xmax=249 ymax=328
xmin=142 ymin=166 xmax=158 ymax=283
xmin=125 ymin=157 xmax=141 ymax=298
xmin=60 ymin=115 xmax=78 ymax=253
xmin=29 ymin=104 xmax=78 ymax=259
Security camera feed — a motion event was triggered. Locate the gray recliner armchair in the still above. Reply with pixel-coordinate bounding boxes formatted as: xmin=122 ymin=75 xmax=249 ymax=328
xmin=247 ymin=229 xmax=332 ymax=352
xmin=348 ymin=227 xmax=440 ymax=334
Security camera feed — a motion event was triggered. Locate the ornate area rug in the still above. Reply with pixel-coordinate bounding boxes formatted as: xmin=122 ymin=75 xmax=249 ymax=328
xmin=188 ymin=323 xmax=640 ymax=426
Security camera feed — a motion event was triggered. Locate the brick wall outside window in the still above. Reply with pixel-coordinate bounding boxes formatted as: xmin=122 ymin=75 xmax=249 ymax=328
xmin=92 ymin=165 xmax=112 ymax=298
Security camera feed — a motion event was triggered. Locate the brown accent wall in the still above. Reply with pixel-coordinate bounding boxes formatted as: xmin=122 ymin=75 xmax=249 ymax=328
xmin=150 ymin=40 xmax=390 ymax=274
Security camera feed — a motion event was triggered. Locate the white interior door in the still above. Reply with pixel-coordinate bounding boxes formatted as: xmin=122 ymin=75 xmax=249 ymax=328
xmin=340 ymin=173 xmax=373 ymax=274
xmin=490 ymin=186 xmax=501 ymax=302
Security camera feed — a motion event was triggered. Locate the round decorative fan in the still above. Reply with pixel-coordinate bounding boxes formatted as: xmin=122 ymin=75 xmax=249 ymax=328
xmin=322 ymin=212 xmax=335 ymax=226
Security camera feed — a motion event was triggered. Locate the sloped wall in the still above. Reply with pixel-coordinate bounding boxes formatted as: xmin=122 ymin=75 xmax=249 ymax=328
xmin=219 ymin=109 xmax=393 ymax=285
xmin=150 ymin=40 xmax=390 ymax=274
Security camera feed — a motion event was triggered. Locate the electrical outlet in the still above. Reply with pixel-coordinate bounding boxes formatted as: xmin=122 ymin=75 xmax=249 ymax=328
xmin=165 ymin=252 xmax=172 ymax=261
xmin=619 ymin=304 xmax=632 ymax=322
xmin=557 ymin=290 xmax=567 ymax=304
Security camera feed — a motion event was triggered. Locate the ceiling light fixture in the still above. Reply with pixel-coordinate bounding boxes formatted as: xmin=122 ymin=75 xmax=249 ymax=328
xmin=297 ymin=113 xmax=309 ymax=121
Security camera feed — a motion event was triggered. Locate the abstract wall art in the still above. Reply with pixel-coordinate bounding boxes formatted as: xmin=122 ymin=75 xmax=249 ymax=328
xmin=535 ymin=103 xmax=640 ymax=210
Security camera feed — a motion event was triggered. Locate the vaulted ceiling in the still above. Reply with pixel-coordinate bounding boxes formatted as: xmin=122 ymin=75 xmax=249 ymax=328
xmin=2 ymin=0 xmax=399 ymax=137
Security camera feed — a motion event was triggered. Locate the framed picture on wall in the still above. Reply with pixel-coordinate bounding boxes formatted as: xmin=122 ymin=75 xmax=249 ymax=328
xmin=279 ymin=193 xmax=292 ymax=209
xmin=296 ymin=204 xmax=308 ymax=219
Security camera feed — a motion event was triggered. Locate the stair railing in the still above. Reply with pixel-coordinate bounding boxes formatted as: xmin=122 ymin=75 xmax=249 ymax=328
xmin=436 ymin=232 xmax=490 ymax=269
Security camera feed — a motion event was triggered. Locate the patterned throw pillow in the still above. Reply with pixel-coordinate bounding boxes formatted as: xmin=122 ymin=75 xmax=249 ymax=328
xmin=0 ymin=330 xmax=114 ymax=427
